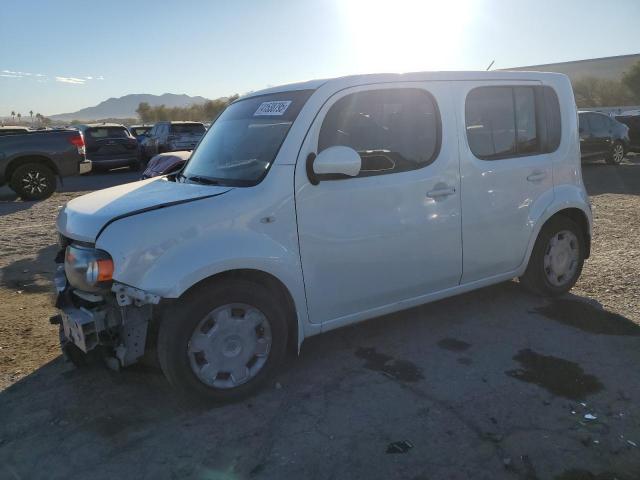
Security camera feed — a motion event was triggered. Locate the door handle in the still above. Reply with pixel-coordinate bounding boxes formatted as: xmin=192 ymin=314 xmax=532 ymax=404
xmin=426 ymin=186 xmax=456 ymax=199
xmin=527 ymin=171 xmax=547 ymax=182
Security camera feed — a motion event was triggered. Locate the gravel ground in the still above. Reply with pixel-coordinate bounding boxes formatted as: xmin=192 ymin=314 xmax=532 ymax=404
xmin=0 ymin=160 xmax=638 ymax=479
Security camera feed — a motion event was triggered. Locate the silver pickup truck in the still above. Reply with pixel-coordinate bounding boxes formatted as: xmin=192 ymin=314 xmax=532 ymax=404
xmin=0 ymin=128 xmax=92 ymax=200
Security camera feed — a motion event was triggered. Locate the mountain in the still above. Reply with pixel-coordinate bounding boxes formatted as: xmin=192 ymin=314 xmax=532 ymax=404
xmin=50 ymin=93 xmax=210 ymax=121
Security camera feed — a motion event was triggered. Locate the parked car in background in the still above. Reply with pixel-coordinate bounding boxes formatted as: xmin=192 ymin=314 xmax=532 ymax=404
xmin=578 ymin=111 xmax=630 ymax=164
xmin=0 ymin=128 xmax=90 ymax=199
xmin=128 ymin=125 xmax=152 ymax=140
xmin=614 ymin=112 xmax=640 ymax=153
xmin=0 ymin=126 xmax=31 ymax=136
xmin=141 ymin=150 xmax=190 ymax=179
xmin=55 ymin=71 xmax=592 ymax=400
xmin=75 ymin=123 xmax=139 ymax=171
xmin=139 ymin=121 xmax=205 ymax=163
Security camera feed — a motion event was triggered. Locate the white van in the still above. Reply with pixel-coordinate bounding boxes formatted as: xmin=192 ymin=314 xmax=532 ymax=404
xmin=55 ymin=71 xmax=592 ymax=400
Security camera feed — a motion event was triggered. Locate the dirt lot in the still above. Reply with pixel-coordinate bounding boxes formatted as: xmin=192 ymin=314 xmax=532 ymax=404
xmin=0 ymin=160 xmax=639 ymax=479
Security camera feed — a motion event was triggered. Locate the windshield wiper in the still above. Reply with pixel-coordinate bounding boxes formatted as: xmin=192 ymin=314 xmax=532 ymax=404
xmin=186 ymin=175 xmax=221 ymax=186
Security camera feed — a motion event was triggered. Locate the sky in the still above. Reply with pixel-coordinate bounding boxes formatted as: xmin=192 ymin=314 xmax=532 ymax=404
xmin=1 ymin=0 xmax=639 ymax=116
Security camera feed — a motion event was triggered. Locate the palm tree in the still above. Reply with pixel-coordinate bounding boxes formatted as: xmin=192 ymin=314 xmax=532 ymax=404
xmin=17 ymin=113 xmax=21 ymax=124
xmin=11 ymin=110 xmax=15 ymax=123
xmin=29 ymin=110 xmax=33 ymax=125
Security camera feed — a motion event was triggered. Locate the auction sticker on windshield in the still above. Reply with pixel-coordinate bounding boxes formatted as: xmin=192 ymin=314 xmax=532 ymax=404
xmin=254 ymin=100 xmax=292 ymax=116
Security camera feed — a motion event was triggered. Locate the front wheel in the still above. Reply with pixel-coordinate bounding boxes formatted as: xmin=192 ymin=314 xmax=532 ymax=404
xmin=606 ymin=141 xmax=625 ymax=165
xmin=157 ymin=279 xmax=288 ymax=402
xmin=9 ymin=163 xmax=56 ymax=200
xmin=519 ymin=217 xmax=585 ymax=296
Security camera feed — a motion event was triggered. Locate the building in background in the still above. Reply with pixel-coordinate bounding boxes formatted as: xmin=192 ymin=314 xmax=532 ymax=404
xmin=506 ymin=53 xmax=640 ymax=83
xmin=507 ymin=53 xmax=640 ymax=114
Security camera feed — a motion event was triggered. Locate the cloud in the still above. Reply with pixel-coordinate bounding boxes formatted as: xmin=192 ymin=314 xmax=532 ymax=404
xmin=2 ymin=70 xmax=34 ymax=77
xmin=55 ymin=76 xmax=86 ymax=85
xmin=1 ymin=69 xmax=103 ymax=84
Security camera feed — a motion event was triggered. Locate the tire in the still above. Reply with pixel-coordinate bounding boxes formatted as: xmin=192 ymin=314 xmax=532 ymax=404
xmin=519 ymin=216 xmax=585 ymax=296
xmin=606 ymin=141 xmax=625 ymax=165
xmin=9 ymin=163 xmax=56 ymax=200
xmin=157 ymin=278 xmax=288 ymax=402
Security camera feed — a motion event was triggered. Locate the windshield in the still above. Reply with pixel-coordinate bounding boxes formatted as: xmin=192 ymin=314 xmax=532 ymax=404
xmin=171 ymin=123 xmax=205 ymax=135
xmin=182 ymin=90 xmax=314 ymax=186
xmin=131 ymin=127 xmax=150 ymax=136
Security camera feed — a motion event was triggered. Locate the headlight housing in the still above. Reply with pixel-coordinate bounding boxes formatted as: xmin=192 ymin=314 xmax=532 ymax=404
xmin=64 ymin=245 xmax=114 ymax=292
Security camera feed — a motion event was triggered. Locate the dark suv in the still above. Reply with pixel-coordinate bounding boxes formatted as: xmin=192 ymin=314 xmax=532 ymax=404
xmin=614 ymin=112 xmax=640 ymax=153
xmin=578 ymin=111 xmax=630 ymax=164
xmin=75 ymin=123 xmax=139 ymax=171
xmin=140 ymin=121 xmax=205 ymax=162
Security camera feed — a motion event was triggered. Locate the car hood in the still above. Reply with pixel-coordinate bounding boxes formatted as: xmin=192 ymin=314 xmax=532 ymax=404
xmin=57 ymin=177 xmax=233 ymax=243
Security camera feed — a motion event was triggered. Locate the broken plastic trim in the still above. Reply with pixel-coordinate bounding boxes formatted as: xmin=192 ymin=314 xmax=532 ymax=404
xmin=112 ymin=282 xmax=161 ymax=307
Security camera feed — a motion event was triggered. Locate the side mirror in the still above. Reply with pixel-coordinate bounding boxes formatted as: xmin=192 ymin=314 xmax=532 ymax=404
xmin=310 ymin=146 xmax=361 ymax=184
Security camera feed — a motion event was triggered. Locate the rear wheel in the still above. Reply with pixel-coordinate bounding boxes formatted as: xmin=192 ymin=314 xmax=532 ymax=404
xmin=157 ymin=279 xmax=288 ymax=402
xmin=606 ymin=141 xmax=624 ymax=165
xmin=10 ymin=163 xmax=56 ymax=200
xmin=519 ymin=217 xmax=585 ymax=296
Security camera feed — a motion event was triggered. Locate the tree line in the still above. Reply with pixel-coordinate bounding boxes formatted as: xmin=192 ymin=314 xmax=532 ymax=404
xmin=4 ymin=110 xmax=52 ymax=127
xmin=135 ymin=95 xmax=240 ymax=123
xmin=572 ymin=60 xmax=640 ymax=108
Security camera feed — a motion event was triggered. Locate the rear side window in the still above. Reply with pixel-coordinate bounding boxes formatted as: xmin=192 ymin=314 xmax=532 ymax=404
xmin=588 ymin=114 xmax=608 ymax=132
xmin=131 ymin=127 xmax=150 ymax=136
xmin=514 ymin=87 xmax=538 ymax=154
xmin=171 ymin=123 xmax=205 ymax=135
xmin=318 ymin=88 xmax=441 ymax=177
xmin=579 ymin=114 xmax=588 ymax=132
xmin=465 ymin=85 xmax=561 ymax=160
xmin=86 ymin=127 xmax=129 ymax=139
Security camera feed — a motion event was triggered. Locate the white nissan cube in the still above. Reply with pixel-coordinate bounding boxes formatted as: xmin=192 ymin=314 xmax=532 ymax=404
xmin=54 ymin=71 xmax=592 ymax=400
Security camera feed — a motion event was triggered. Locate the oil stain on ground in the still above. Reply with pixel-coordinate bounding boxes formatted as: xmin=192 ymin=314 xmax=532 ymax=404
xmin=534 ymin=299 xmax=640 ymax=336
xmin=355 ymin=347 xmax=424 ymax=382
xmin=506 ymin=349 xmax=603 ymax=400
xmin=437 ymin=338 xmax=471 ymax=352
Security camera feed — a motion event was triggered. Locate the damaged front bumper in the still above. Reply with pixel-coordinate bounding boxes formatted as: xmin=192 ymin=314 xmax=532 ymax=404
xmin=52 ymin=265 xmax=159 ymax=369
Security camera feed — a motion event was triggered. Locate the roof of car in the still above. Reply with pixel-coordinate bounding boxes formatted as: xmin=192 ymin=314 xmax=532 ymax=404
xmin=0 ymin=125 xmax=30 ymax=130
xmin=77 ymin=123 xmax=128 ymax=129
xmin=578 ymin=111 xmax=610 ymax=116
xmin=156 ymin=121 xmax=205 ymax=125
xmin=244 ymin=70 xmax=570 ymax=99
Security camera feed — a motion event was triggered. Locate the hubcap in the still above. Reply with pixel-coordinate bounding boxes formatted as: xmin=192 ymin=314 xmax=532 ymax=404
xmin=187 ymin=303 xmax=272 ymax=389
xmin=613 ymin=144 xmax=624 ymax=163
xmin=22 ymin=170 xmax=48 ymax=194
xmin=543 ymin=230 xmax=579 ymax=287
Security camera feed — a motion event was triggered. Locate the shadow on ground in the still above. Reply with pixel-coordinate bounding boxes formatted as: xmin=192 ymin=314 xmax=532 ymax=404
xmin=2 ymin=282 xmax=639 ymax=480
xmin=0 ymin=170 xmax=140 ymax=209
xmin=0 ymin=244 xmax=58 ymax=294
xmin=582 ymin=155 xmax=640 ymax=196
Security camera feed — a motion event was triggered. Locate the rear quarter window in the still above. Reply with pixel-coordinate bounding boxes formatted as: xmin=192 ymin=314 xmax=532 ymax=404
xmin=542 ymin=86 xmax=561 ymax=152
